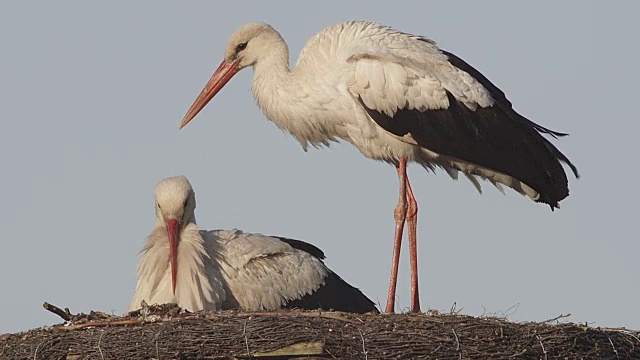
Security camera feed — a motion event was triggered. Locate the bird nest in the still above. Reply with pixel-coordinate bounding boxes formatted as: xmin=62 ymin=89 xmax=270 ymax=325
xmin=1 ymin=303 xmax=639 ymax=359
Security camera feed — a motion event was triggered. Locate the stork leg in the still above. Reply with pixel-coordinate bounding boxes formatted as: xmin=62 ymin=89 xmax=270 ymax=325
xmin=385 ymin=157 xmax=408 ymax=313
xmin=406 ymin=177 xmax=421 ymax=313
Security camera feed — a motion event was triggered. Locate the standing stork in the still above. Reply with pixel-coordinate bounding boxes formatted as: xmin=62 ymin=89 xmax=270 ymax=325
xmin=129 ymin=176 xmax=378 ymax=314
xmin=179 ymin=21 xmax=579 ymax=313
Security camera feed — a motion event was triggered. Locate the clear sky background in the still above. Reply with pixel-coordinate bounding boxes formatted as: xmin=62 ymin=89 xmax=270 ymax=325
xmin=1 ymin=1 xmax=637 ymax=334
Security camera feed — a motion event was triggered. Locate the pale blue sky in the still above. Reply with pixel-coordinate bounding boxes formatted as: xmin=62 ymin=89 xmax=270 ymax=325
xmin=1 ymin=1 xmax=637 ymax=333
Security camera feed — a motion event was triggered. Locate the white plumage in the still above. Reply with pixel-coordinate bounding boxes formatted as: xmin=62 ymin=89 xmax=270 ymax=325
xmin=179 ymin=21 xmax=578 ymax=313
xmin=129 ymin=176 xmax=377 ymax=313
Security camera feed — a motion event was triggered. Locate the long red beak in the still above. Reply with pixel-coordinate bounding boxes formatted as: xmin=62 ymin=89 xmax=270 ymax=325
xmin=179 ymin=59 xmax=241 ymax=129
xmin=166 ymin=219 xmax=181 ymax=295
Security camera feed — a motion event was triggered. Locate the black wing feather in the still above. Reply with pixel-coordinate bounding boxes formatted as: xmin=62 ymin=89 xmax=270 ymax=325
xmin=442 ymin=50 xmax=571 ymax=140
xmin=270 ymin=236 xmax=326 ymax=259
xmin=359 ymin=50 xmax=578 ymax=208
xmin=282 ymin=269 xmax=379 ymax=314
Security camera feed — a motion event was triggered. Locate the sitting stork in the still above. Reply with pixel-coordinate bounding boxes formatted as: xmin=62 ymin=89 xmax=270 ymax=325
xmin=129 ymin=176 xmax=378 ymax=314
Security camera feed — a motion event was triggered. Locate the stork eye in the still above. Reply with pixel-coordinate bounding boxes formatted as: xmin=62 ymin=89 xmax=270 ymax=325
xmin=183 ymin=198 xmax=188 ymax=208
xmin=235 ymin=42 xmax=247 ymax=53
xmin=157 ymin=203 xmax=162 ymax=210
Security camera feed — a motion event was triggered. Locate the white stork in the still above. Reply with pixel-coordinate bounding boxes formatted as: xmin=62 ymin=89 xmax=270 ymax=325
xmin=178 ymin=21 xmax=579 ymax=313
xmin=129 ymin=176 xmax=378 ymax=314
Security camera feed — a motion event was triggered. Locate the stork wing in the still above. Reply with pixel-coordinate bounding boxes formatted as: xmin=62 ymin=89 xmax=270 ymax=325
xmin=347 ymin=40 xmax=578 ymax=207
xmin=348 ymin=39 xmax=495 ymax=117
xmin=208 ymin=229 xmax=329 ymax=311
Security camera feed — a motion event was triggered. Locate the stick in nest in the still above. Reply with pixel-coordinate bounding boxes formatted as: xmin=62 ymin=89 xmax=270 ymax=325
xmin=226 ymin=310 xmax=360 ymax=324
xmin=43 ymin=302 xmax=71 ymax=321
xmin=540 ymin=313 xmax=571 ymax=324
xmin=242 ymin=319 xmax=251 ymax=359
xmin=62 ymin=319 xmax=143 ymax=331
xmin=537 ymin=335 xmax=548 ymax=360
xmin=358 ymin=329 xmax=368 ymax=360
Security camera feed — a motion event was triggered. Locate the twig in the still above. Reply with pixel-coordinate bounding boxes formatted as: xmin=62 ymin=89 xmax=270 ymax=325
xmin=213 ymin=310 xmax=359 ymax=324
xmin=61 ymin=319 xmax=143 ymax=330
xmin=608 ymin=336 xmax=620 ymax=360
xmin=97 ymin=329 xmax=107 ymax=360
xmin=537 ymin=335 xmax=547 ymax=360
xmin=242 ymin=318 xmax=251 ymax=359
xmin=32 ymin=340 xmax=43 ymax=360
xmin=154 ymin=322 xmax=167 ymax=360
xmin=358 ymin=329 xmax=368 ymax=360
xmin=451 ymin=328 xmax=462 ymax=360
xmin=613 ymin=329 xmax=640 ymax=344
xmin=42 ymin=302 xmax=71 ymax=321
xmin=502 ymin=303 xmax=520 ymax=318
xmin=507 ymin=349 xmax=529 ymax=358
xmin=540 ymin=313 xmax=571 ymax=324
xmin=324 ymin=347 xmax=338 ymax=360
xmin=451 ymin=329 xmax=460 ymax=351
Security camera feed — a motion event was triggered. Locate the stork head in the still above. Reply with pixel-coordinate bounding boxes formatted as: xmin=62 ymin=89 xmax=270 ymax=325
xmin=154 ymin=176 xmax=196 ymax=294
xmin=222 ymin=23 xmax=283 ymax=68
xmin=179 ymin=23 xmax=285 ymax=129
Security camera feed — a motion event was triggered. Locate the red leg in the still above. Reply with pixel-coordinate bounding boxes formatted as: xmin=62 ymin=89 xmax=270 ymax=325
xmin=406 ymin=177 xmax=421 ymax=313
xmin=385 ymin=158 xmax=408 ymax=313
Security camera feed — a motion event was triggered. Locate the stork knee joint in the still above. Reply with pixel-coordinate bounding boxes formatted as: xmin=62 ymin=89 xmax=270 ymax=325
xmin=407 ymin=203 xmax=418 ymax=219
xmin=394 ymin=205 xmax=407 ymax=222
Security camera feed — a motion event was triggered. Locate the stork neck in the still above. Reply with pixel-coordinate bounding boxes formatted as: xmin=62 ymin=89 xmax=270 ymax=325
xmin=251 ymin=44 xmax=292 ymax=117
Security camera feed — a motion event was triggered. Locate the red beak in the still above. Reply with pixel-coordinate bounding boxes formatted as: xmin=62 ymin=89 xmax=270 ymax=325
xmin=179 ymin=59 xmax=241 ymax=129
xmin=166 ymin=219 xmax=181 ymax=295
